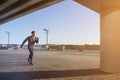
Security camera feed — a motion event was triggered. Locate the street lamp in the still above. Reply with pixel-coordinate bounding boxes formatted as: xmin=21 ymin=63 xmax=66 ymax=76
xmin=43 ymin=28 xmax=49 ymax=51
xmin=6 ymin=31 xmax=10 ymax=47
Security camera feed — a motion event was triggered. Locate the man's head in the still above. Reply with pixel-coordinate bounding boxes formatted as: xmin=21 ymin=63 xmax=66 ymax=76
xmin=31 ymin=31 xmax=35 ymax=36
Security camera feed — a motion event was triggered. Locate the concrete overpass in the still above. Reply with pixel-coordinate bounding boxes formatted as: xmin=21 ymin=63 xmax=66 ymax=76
xmin=0 ymin=0 xmax=63 ymax=24
xmin=74 ymin=0 xmax=120 ymax=73
xmin=1 ymin=0 xmax=120 ymax=73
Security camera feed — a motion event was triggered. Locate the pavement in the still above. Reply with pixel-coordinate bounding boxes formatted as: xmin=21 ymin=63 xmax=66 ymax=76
xmin=0 ymin=49 xmax=118 ymax=80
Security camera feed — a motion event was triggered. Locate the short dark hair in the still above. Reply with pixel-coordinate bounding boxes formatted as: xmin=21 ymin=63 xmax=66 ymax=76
xmin=31 ymin=31 xmax=35 ymax=34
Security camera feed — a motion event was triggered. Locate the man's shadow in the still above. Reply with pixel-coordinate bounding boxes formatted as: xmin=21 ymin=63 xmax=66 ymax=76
xmin=0 ymin=62 xmax=30 ymax=67
xmin=0 ymin=68 xmax=111 ymax=80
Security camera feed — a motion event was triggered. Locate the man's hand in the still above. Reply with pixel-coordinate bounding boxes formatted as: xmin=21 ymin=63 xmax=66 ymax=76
xmin=35 ymin=37 xmax=39 ymax=43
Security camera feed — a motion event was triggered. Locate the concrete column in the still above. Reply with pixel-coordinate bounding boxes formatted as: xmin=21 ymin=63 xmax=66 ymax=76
xmin=100 ymin=9 xmax=120 ymax=73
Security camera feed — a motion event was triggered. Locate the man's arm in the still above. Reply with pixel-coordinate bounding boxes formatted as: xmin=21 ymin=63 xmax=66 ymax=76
xmin=35 ymin=37 xmax=39 ymax=43
xmin=20 ymin=37 xmax=28 ymax=48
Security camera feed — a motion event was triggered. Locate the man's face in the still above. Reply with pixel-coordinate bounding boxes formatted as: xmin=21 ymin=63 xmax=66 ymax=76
xmin=32 ymin=32 xmax=35 ymax=36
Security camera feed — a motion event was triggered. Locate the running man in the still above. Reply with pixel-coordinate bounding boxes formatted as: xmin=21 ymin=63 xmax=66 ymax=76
xmin=20 ymin=31 xmax=39 ymax=65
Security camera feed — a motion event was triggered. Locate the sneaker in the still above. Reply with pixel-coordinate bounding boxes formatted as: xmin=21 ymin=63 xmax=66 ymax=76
xmin=30 ymin=62 xmax=33 ymax=65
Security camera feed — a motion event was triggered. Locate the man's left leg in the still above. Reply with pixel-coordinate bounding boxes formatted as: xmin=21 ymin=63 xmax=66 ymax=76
xmin=28 ymin=46 xmax=34 ymax=65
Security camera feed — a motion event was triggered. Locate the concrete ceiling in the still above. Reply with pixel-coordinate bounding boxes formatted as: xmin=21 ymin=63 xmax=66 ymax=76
xmin=0 ymin=0 xmax=63 ymax=25
xmin=74 ymin=0 xmax=120 ymax=13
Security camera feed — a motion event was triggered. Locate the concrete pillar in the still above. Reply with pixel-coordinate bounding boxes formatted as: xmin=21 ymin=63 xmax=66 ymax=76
xmin=100 ymin=9 xmax=120 ymax=73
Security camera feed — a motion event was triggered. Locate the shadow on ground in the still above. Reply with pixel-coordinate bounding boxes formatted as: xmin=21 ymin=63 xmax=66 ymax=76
xmin=0 ymin=68 xmax=110 ymax=80
xmin=0 ymin=62 xmax=30 ymax=67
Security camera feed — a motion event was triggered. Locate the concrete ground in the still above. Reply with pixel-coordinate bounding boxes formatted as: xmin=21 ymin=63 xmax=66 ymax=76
xmin=0 ymin=49 xmax=119 ymax=80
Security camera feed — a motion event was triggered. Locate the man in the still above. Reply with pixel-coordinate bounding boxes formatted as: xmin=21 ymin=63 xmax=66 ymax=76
xmin=20 ymin=31 xmax=39 ymax=65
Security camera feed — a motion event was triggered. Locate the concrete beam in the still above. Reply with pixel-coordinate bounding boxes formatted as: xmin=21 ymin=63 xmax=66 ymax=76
xmin=0 ymin=0 xmax=42 ymax=19
xmin=0 ymin=0 xmax=17 ymax=11
xmin=0 ymin=0 xmax=64 ymax=25
xmin=74 ymin=0 xmax=100 ymax=13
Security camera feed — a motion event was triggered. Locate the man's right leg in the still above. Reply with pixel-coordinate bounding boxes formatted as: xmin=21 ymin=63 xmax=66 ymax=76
xmin=29 ymin=52 xmax=33 ymax=65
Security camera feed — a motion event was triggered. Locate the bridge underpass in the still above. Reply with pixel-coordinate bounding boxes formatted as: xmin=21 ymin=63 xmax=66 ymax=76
xmin=0 ymin=0 xmax=120 ymax=73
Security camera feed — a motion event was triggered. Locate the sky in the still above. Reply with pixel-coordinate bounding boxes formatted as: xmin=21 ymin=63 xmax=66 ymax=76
xmin=0 ymin=0 xmax=100 ymax=45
